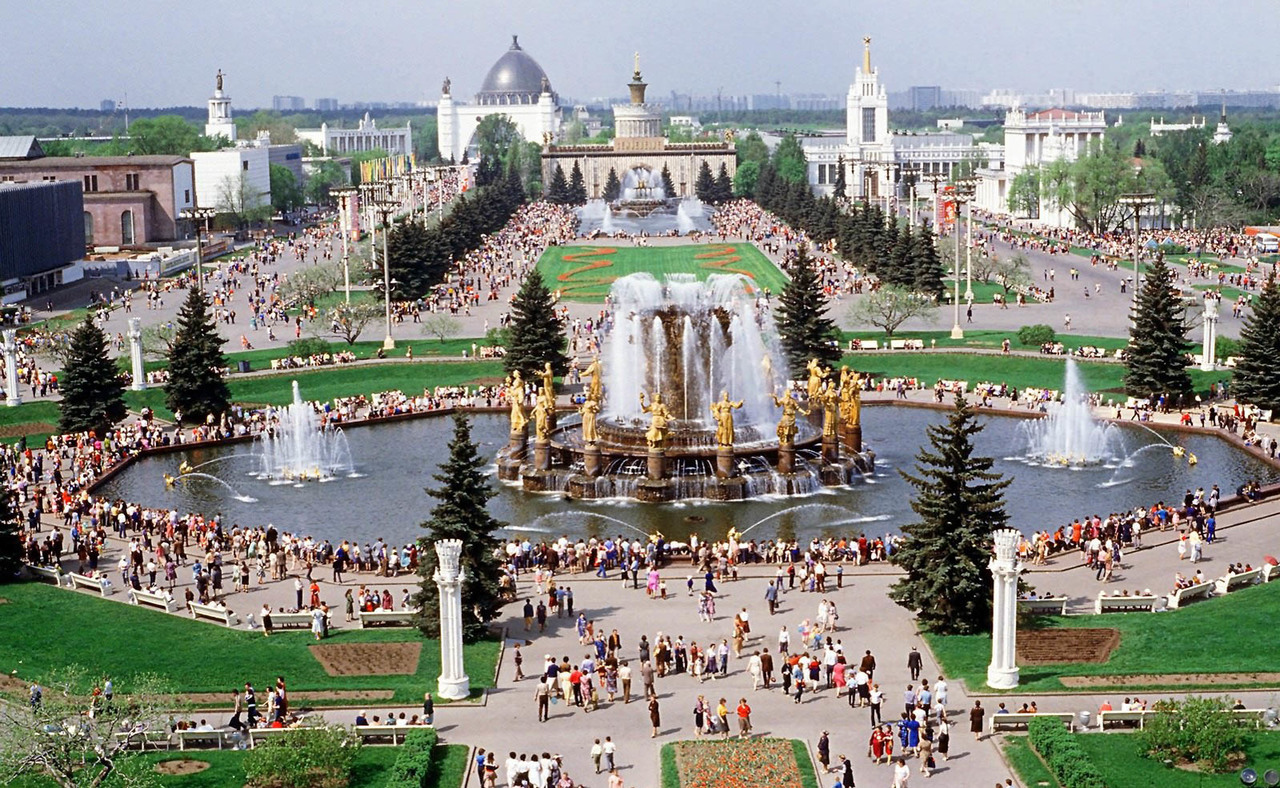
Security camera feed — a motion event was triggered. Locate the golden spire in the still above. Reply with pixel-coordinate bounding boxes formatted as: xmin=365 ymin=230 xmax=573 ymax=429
xmin=862 ymin=37 xmax=872 ymax=73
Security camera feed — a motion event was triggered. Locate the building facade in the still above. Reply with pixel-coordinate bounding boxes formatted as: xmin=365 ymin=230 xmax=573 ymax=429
xmin=0 ymin=181 xmax=86 ymax=297
xmin=436 ymin=36 xmax=561 ymax=164
xmin=191 ymin=146 xmax=271 ymax=215
xmin=296 ymin=113 xmax=412 ymax=156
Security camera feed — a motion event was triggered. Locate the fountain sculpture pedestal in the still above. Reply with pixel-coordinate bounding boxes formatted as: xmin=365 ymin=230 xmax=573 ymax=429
xmin=533 ymin=438 xmax=552 ymax=471
xmin=497 ymin=431 xmax=527 ymax=481
xmin=822 ymin=435 xmax=839 ymax=464
xmin=433 ymin=539 xmax=471 ymax=700
xmin=583 ymin=443 xmax=603 ymax=477
xmin=841 ymin=425 xmax=863 ymax=453
xmin=987 ymin=528 xmax=1022 ymax=689
xmin=715 ymin=448 xmax=736 ymax=479
xmin=777 ymin=443 xmax=796 ymax=474
xmin=646 ymin=448 xmax=666 ymax=480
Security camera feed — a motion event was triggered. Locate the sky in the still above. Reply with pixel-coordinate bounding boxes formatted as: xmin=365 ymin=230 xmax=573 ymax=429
xmin=3 ymin=0 xmax=1277 ymax=108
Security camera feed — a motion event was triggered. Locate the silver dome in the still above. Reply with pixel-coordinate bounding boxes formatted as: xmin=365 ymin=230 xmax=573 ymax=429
xmin=476 ymin=36 xmax=554 ymax=105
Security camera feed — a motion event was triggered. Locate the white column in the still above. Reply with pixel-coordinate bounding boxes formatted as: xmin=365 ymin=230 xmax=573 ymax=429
xmin=987 ymin=528 xmax=1021 ymax=689
xmin=128 ymin=317 xmax=146 ymax=391
xmin=1200 ymin=297 xmax=1218 ymax=371
xmin=434 ymin=539 xmax=471 ymax=700
xmin=3 ymin=330 xmax=20 ymax=407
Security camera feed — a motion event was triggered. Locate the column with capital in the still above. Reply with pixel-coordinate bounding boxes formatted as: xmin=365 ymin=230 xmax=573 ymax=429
xmin=1200 ymin=296 xmax=1218 ymax=371
xmin=2 ymin=330 xmax=20 ymax=407
xmin=987 ymin=528 xmax=1021 ymax=689
xmin=434 ymin=539 xmax=471 ymax=700
xmin=128 ymin=317 xmax=146 ymax=391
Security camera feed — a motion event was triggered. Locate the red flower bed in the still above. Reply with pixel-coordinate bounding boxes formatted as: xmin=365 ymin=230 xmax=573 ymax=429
xmin=672 ymin=739 xmax=802 ymax=788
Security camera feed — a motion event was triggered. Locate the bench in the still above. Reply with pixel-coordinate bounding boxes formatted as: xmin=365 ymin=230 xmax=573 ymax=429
xmin=177 ymin=729 xmax=226 ymax=750
xmin=247 ymin=727 xmax=293 ymax=748
xmin=355 ymin=724 xmax=413 ymax=744
xmin=357 ymin=610 xmax=415 ymax=628
xmin=1263 ymin=564 xmax=1279 ymax=583
xmin=1018 ymin=598 xmax=1067 ymax=615
xmin=129 ymin=588 xmax=180 ymax=613
xmin=1215 ymin=568 xmax=1263 ymax=596
xmin=861 ymin=340 xmax=879 ymax=350
xmin=1098 ymin=709 xmax=1158 ymax=729
xmin=113 ymin=729 xmax=173 ymax=750
xmin=189 ymin=602 xmax=240 ymax=627
xmin=25 ymin=564 xmax=61 ymax=584
xmin=66 ymin=572 xmax=114 ymax=597
xmin=1095 ymin=594 xmax=1159 ymax=614
xmin=1167 ymin=581 xmax=1215 ymax=609
xmin=1230 ymin=708 xmax=1269 ymax=726
xmin=990 ymin=712 xmax=1076 ymax=733
xmin=267 ymin=611 xmax=316 ymax=629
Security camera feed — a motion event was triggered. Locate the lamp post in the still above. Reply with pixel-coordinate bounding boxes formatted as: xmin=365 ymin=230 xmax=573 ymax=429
xmin=958 ymin=176 xmax=980 ymax=303
xmin=922 ymin=173 xmax=946 ymax=230
xmin=330 ymin=187 xmax=358 ymax=303
xmin=179 ymin=206 xmax=216 ymax=296
xmin=375 ymin=200 xmax=398 ymax=350
xmin=1118 ymin=192 xmax=1155 ymax=323
xmin=951 ymin=189 xmax=972 ymax=339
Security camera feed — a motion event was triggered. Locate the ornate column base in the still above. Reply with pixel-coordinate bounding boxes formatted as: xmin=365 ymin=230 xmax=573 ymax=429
xmin=777 ymin=443 xmax=796 ymax=474
xmin=533 ymin=438 xmax=551 ymax=471
xmin=821 ymin=435 xmax=839 ymax=463
xmin=986 ymin=665 xmax=1019 ymax=690
xmin=507 ymin=430 xmax=528 ymax=459
xmin=437 ymin=673 xmax=471 ymax=701
xmin=583 ymin=443 xmax=602 ymax=477
xmin=646 ymin=448 xmax=666 ymax=480
xmin=715 ymin=447 xmax=736 ymax=479
xmin=841 ymin=424 xmax=863 ymax=453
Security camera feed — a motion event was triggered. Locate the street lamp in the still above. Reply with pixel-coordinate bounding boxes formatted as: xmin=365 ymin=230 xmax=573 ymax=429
xmin=374 ymin=200 xmax=398 ymax=350
xmin=951 ymin=187 xmax=973 ymax=340
xmin=330 ymin=187 xmax=358 ymax=303
xmin=1118 ymin=191 xmax=1155 ymax=322
xmin=922 ymin=173 xmax=946 ymax=230
xmin=957 ymin=176 xmax=980 ymax=303
xmin=179 ymin=206 xmax=216 ymax=296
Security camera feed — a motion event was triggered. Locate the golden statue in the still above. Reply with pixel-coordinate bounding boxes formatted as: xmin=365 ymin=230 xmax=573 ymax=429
xmin=839 ymin=366 xmax=862 ymax=428
xmin=709 ymin=390 xmax=744 ymax=448
xmin=532 ymin=396 xmax=552 ymax=440
xmin=771 ymin=390 xmax=810 ymax=444
xmin=723 ymin=129 xmax=735 ymax=144
xmin=639 ymin=391 xmax=671 ymax=450
xmin=584 ymin=355 xmax=603 ymax=402
xmin=507 ymin=371 xmax=528 ymax=433
xmin=818 ymin=383 xmax=840 ymax=438
xmin=539 ymin=362 xmax=555 ymax=404
xmin=805 ymin=358 xmax=830 ymax=401
xmin=579 ymin=394 xmax=600 ymax=444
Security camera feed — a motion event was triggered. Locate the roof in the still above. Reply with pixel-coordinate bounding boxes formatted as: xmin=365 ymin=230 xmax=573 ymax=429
xmin=477 ymin=35 xmax=553 ymax=103
xmin=0 ymin=136 xmax=44 ymax=160
xmin=1027 ymin=108 xmax=1086 ymax=121
xmin=0 ymin=154 xmax=190 ymax=168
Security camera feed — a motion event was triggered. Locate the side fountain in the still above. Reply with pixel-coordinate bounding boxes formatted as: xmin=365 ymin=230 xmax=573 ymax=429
xmin=1017 ymin=357 xmax=1125 ymax=466
xmin=255 ymin=381 xmax=355 ymax=481
xmin=496 ymin=272 xmax=873 ymax=502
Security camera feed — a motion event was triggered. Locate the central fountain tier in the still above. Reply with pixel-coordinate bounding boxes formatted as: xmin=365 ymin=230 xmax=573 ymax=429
xmin=497 ymin=272 xmax=873 ymax=502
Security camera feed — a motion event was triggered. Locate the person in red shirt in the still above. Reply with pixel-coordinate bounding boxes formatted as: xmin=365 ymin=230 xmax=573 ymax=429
xmin=736 ymin=698 xmax=752 ymax=738
xmin=570 ymin=669 xmax=583 ymax=706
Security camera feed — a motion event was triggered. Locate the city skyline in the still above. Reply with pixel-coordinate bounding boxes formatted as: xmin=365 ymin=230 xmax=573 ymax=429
xmin=2 ymin=0 xmax=1276 ymax=109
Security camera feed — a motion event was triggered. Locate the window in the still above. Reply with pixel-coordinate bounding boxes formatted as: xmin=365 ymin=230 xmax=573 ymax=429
xmin=83 ymin=174 xmax=98 ymax=192
xmin=862 ymin=108 xmax=877 ymax=143
xmin=120 ymin=210 xmax=135 ymax=245
xmin=42 ymin=175 xmax=56 ymax=182
xmin=184 ymin=189 xmax=190 ymax=203
xmin=84 ymin=212 xmax=94 ymax=244
xmin=125 ymin=173 xmax=140 ymax=190
xmin=817 ymin=164 xmax=828 ymax=185
xmin=242 ymin=161 xmax=249 ymax=171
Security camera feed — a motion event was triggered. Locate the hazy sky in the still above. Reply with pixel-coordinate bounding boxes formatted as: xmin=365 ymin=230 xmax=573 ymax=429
xmin=3 ymin=0 xmax=1277 ymax=108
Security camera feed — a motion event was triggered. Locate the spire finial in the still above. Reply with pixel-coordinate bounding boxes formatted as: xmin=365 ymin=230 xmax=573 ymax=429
xmin=862 ymin=37 xmax=872 ymax=73
xmin=634 ymin=51 xmax=641 ymax=79
xmin=511 ymin=35 xmax=520 ymax=50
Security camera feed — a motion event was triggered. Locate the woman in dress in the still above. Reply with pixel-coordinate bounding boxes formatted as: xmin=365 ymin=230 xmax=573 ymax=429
xmin=918 ymin=725 xmax=935 ymax=777
xmin=648 ymin=696 xmax=661 ymax=738
xmin=937 ymin=717 xmax=950 ymax=761
xmin=692 ymin=695 xmax=707 ymax=736
xmin=869 ymin=726 xmax=886 ymax=763
xmin=311 ymin=605 xmax=326 ymax=640
xmin=970 ymin=699 xmax=985 ymax=741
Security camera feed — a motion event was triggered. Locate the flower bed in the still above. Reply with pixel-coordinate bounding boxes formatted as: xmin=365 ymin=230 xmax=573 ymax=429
xmin=662 ymin=739 xmax=818 ymax=788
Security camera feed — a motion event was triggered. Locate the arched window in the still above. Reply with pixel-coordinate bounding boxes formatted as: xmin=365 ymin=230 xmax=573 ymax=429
xmin=120 ymin=210 xmax=135 ymax=245
xmin=83 ymin=211 xmax=94 ymax=244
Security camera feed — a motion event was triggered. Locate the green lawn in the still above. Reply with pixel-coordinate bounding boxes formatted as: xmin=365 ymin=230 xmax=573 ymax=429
xmin=0 ymin=400 xmax=61 ymax=445
xmin=227 ymin=360 xmax=505 ymax=407
xmin=536 ymin=243 xmax=789 ymax=301
xmin=1002 ymin=736 xmax=1058 ymax=788
xmin=1074 ymin=731 xmax=1280 ymax=787
xmin=131 ymin=745 xmax=467 ymax=788
xmin=843 ymin=329 xmax=1131 ymax=353
xmin=143 ymin=337 xmax=489 ymax=374
xmin=0 ymin=583 xmax=499 ymax=704
xmin=941 ymin=279 xmax=1025 ymax=304
xmin=926 ymin=580 xmax=1280 ymax=693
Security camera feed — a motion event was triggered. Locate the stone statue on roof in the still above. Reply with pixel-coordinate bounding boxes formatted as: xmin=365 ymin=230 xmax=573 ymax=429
xmin=216 ymin=69 xmax=224 ymax=92
xmin=442 ymin=76 xmax=451 ymax=96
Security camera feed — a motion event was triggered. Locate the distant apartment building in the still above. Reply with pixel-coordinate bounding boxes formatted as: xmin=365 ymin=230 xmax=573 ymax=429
xmin=272 ymin=95 xmax=306 ymax=112
xmin=99 ymin=99 xmax=117 ymax=113
xmin=908 ymin=86 xmax=941 ymax=111
xmin=314 ymin=98 xmax=340 ymax=111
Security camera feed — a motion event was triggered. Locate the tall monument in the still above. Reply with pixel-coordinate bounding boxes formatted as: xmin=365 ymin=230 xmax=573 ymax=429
xmin=987 ymin=529 xmax=1022 ymax=689
xmin=433 ymin=539 xmax=471 ymax=700
xmin=205 ymin=69 xmax=237 ymax=142
xmin=2 ymin=330 xmax=20 ymax=407
xmin=128 ymin=317 xmax=146 ymax=391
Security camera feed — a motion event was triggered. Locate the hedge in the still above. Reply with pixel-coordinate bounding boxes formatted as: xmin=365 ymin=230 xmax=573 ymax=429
xmin=386 ymin=728 xmax=440 ymax=788
xmin=1028 ymin=717 xmax=1107 ymax=788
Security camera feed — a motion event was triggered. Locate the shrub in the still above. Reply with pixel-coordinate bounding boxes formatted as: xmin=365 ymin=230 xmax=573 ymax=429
xmin=1139 ymin=696 xmax=1251 ymax=773
xmin=287 ymin=337 xmax=332 ymax=357
xmin=1028 ymin=717 xmax=1106 ymax=788
xmin=386 ymin=728 xmax=440 ymax=788
xmin=1017 ymin=324 xmax=1056 ymax=346
xmin=1216 ymin=335 xmax=1241 ymax=361
xmin=243 ymin=725 xmax=360 ymax=788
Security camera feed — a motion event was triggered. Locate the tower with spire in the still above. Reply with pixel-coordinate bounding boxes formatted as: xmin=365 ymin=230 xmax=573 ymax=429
xmin=1213 ymin=92 xmax=1233 ymax=145
xmin=843 ymin=37 xmax=890 ymax=197
xmin=205 ymin=69 xmax=237 ymax=142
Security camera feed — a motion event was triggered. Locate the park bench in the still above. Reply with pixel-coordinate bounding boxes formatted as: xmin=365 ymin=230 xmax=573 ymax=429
xmin=861 ymin=340 xmax=879 ymax=350
xmin=1230 ymin=709 xmax=1269 ymax=726
xmin=990 ymin=712 xmax=1076 ymax=733
xmin=247 ymin=727 xmax=293 ymax=748
xmin=1262 ymin=564 xmax=1279 ymax=583
xmin=66 ymin=572 xmax=114 ymax=597
xmin=25 ymin=564 xmax=61 ymax=584
xmin=1215 ymin=568 xmax=1263 ymax=596
xmin=889 ymin=339 xmax=907 ymax=351
xmin=1167 ymin=581 xmax=1215 ymax=609
xmin=355 ymin=724 xmax=413 ymax=744
xmin=1095 ymin=594 xmax=1159 ymax=614
xmin=1098 ymin=709 xmax=1158 ymax=729
xmin=1017 ymin=598 xmax=1067 ymax=615
xmin=357 ymin=609 xmax=415 ymax=628
xmin=177 ymin=729 xmax=226 ymax=750
xmin=128 ymin=588 xmax=180 ymax=613
xmin=189 ymin=601 xmax=240 ymax=627
xmin=267 ymin=611 xmax=316 ymax=629
xmin=113 ymin=729 xmax=173 ymax=750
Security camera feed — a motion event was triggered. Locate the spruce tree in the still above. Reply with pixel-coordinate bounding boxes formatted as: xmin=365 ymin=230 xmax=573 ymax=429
xmin=165 ymin=288 xmax=231 ymax=424
xmin=413 ymin=413 xmax=505 ymax=643
xmin=1124 ymin=254 xmax=1192 ymax=402
xmin=1233 ymin=273 xmax=1280 ymax=410
xmin=603 ymin=168 xmax=621 ymax=202
xmin=885 ymin=222 xmax=914 ymax=289
xmin=660 ymin=164 xmax=675 ymax=197
xmin=568 ymin=161 xmax=588 ymax=205
xmin=833 ymin=155 xmax=847 ymax=198
xmin=774 ymin=243 xmax=842 ymax=377
xmin=910 ymin=222 xmax=946 ymax=299
xmin=58 ymin=316 xmax=126 ymax=436
xmin=694 ymin=161 xmax=716 ymax=203
xmin=889 ymin=394 xmax=1011 ymax=635
xmin=503 ymin=269 xmax=569 ymax=378
xmin=0 ymin=487 xmax=21 ymax=581
xmin=713 ymin=164 xmax=733 ymax=204
xmin=547 ymin=164 xmax=569 ymax=204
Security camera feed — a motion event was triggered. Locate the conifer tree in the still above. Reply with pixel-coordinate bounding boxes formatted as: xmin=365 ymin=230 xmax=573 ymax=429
xmin=1232 ymin=273 xmax=1280 ymax=410
xmin=660 ymin=164 xmax=675 ymax=197
xmin=694 ymin=161 xmax=716 ymax=203
xmin=603 ymin=168 xmax=621 ymax=202
xmin=413 ymin=413 xmax=505 ymax=643
xmin=1124 ymin=254 xmax=1192 ymax=402
xmin=547 ymin=164 xmax=569 ymax=204
xmin=58 ymin=316 xmax=126 ymax=436
xmin=774 ymin=243 xmax=842 ymax=376
xmin=0 ymin=487 xmax=21 ymax=581
xmin=568 ymin=161 xmax=588 ymax=205
xmin=910 ymin=222 xmax=946 ymax=299
xmin=503 ymin=269 xmax=569 ymax=379
xmin=165 ymin=288 xmax=231 ymax=424
xmin=890 ymin=394 xmax=1011 ymax=635
xmin=885 ymin=222 xmax=914 ymax=289
xmin=713 ymin=164 xmax=734 ymax=204
xmin=833 ymin=155 xmax=847 ymax=198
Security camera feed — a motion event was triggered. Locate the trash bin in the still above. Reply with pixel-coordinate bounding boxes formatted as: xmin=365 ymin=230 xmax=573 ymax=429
xmin=1077 ymin=710 xmax=1091 ymax=730
xmin=237 ymin=360 xmax=251 ymax=374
